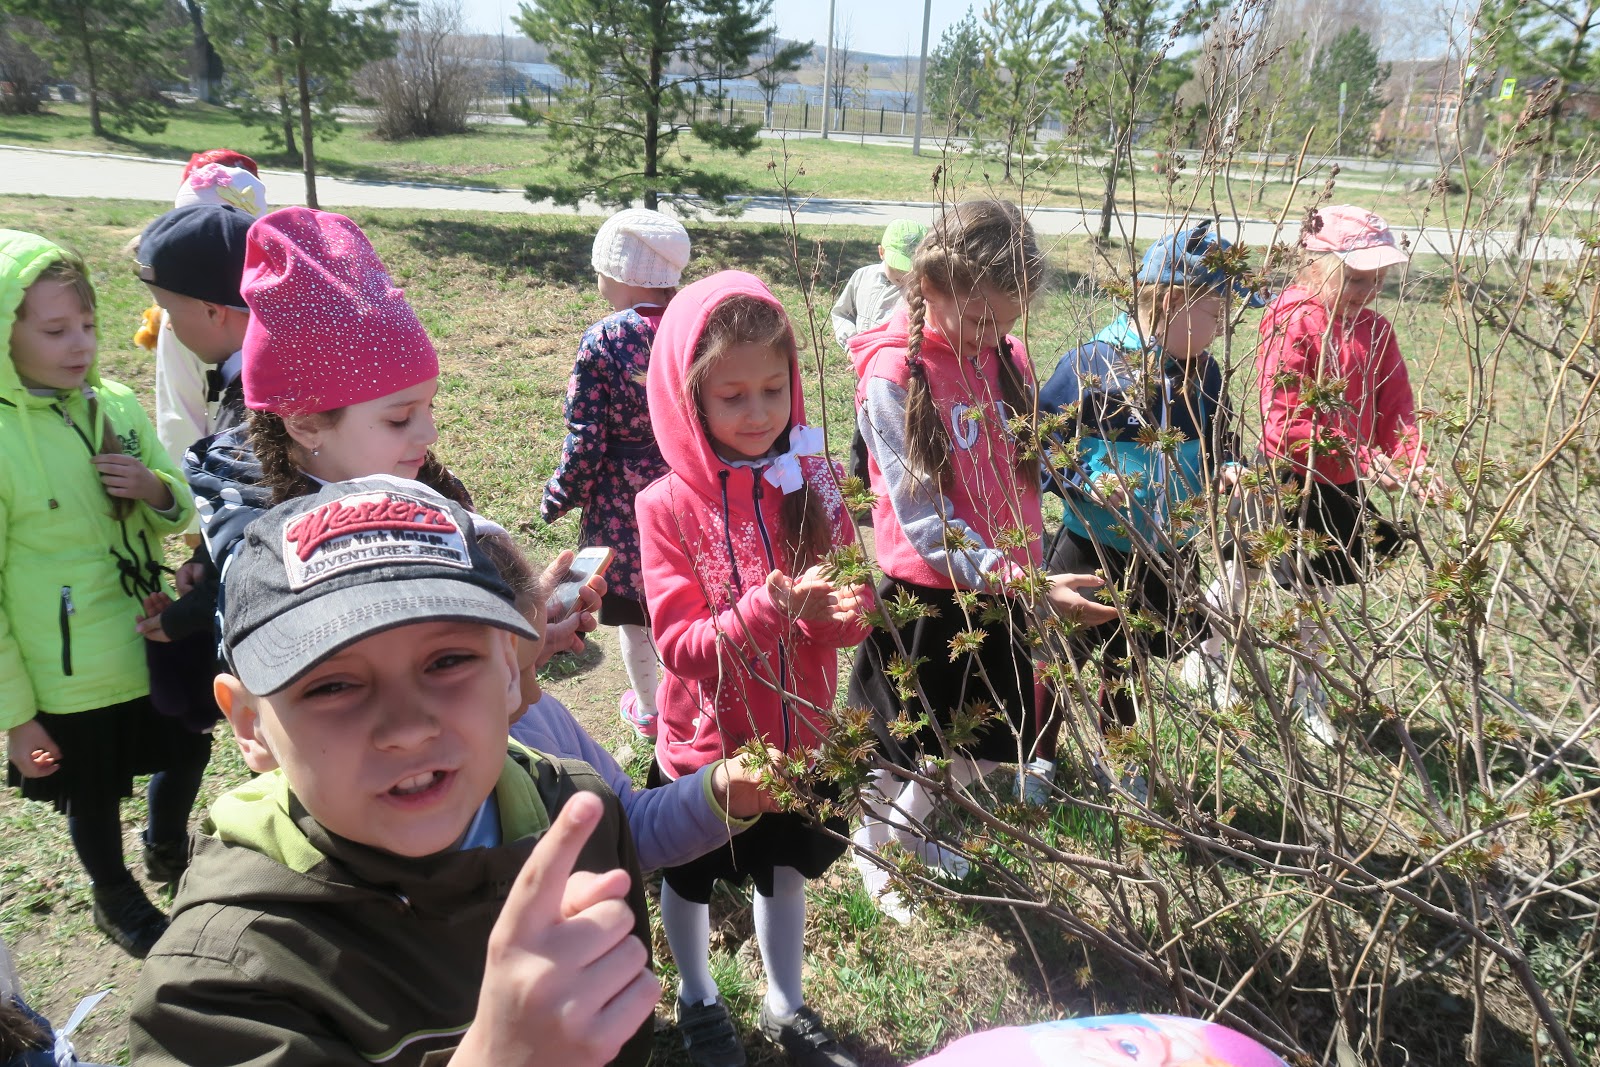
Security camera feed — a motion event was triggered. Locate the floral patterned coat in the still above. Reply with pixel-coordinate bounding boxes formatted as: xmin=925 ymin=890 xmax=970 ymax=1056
xmin=540 ymin=305 xmax=669 ymax=605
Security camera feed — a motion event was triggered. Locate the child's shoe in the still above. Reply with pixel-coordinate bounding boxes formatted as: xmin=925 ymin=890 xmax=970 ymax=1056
xmin=1180 ymin=650 xmax=1241 ymax=710
xmin=1292 ymin=677 xmax=1337 ymax=747
xmin=142 ymin=832 xmax=190 ymax=884
xmin=676 ymin=997 xmax=746 ymax=1067
xmin=757 ymin=1004 xmax=859 ymax=1067
xmin=618 ymin=689 xmax=658 ymax=739
xmin=92 ymin=880 xmax=168 ymax=958
xmin=1020 ymin=757 xmax=1056 ymax=807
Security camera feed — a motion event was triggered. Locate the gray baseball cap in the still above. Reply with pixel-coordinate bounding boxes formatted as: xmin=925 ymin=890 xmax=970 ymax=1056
xmin=222 ymin=475 xmax=537 ymax=695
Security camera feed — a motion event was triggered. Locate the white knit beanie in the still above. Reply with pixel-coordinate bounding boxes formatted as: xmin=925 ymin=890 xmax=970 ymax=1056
xmin=591 ymin=208 xmax=691 ymax=288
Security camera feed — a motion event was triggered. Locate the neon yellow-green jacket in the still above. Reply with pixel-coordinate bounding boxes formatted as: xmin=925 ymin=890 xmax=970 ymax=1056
xmin=0 ymin=230 xmax=193 ymax=726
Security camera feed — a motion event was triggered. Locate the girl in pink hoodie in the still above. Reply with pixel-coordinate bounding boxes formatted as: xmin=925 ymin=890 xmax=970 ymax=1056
xmin=637 ymin=270 xmax=870 ymax=1067
xmin=1200 ymin=205 xmax=1443 ymax=744
xmin=845 ymin=200 xmax=1114 ymax=920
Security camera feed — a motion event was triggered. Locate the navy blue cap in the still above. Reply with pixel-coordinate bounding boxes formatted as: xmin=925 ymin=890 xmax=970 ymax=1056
xmin=136 ymin=203 xmax=253 ymax=308
xmin=1137 ymin=220 xmax=1267 ymax=308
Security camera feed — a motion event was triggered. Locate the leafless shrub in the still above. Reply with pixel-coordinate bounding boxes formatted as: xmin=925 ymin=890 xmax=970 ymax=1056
xmin=745 ymin=2 xmax=1600 ymax=1061
xmin=359 ymin=0 xmax=488 ymax=140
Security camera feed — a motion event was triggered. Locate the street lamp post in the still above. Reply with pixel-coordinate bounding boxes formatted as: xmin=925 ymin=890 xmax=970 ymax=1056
xmin=911 ymin=0 xmax=932 ymax=154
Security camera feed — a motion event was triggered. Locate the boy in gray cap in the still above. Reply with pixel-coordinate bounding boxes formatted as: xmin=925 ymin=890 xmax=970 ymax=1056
xmin=131 ymin=476 xmax=659 ymax=1067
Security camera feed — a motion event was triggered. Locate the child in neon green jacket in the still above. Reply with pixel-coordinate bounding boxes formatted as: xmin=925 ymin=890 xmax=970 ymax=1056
xmin=0 ymin=230 xmax=206 ymax=959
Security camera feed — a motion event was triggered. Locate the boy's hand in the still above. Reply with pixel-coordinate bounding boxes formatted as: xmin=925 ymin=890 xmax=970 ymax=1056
xmin=454 ymin=792 xmax=659 ymax=1067
xmin=7 ymin=718 xmax=61 ymax=778
xmin=537 ymin=550 xmax=605 ymax=665
xmin=1045 ymin=572 xmax=1119 ymax=625
xmin=92 ymin=454 xmax=173 ymax=510
xmin=768 ymin=566 xmax=839 ymax=623
xmin=136 ymin=591 xmax=173 ymax=643
xmin=711 ymin=749 xmax=785 ymax=819
xmin=174 ymin=559 xmax=208 ymax=596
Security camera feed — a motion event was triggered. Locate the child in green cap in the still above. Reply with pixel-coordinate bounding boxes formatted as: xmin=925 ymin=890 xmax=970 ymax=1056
xmin=830 ymin=218 xmax=927 ymax=348
xmin=834 ymin=218 xmax=928 ymax=495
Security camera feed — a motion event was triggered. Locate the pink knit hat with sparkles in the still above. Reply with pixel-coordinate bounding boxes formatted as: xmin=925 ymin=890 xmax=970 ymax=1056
xmin=241 ymin=207 xmax=439 ymax=415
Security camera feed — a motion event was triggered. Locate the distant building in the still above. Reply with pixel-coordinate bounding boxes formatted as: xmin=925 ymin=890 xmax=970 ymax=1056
xmin=1373 ymin=58 xmax=1463 ymax=158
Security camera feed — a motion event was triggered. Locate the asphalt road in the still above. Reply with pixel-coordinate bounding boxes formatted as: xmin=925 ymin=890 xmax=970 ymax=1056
xmin=0 ymin=145 xmax=1581 ymax=261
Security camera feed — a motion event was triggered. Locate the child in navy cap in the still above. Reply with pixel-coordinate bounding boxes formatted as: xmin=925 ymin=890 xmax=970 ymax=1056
xmin=136 ymin=202 xmax=255 ymax=439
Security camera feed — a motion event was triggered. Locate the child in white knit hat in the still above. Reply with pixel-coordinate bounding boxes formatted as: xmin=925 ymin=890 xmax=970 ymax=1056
xmin=541 ymin=208 xmax=691 ymax=739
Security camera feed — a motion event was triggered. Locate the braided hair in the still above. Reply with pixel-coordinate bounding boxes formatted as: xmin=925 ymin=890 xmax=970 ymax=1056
xmin=902 ymin=200 xmax=1046 ymax=486
xmin=246 ymin=408 xmax=474 ymax=509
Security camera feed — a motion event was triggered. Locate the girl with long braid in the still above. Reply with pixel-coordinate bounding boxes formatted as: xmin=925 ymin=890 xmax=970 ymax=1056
xmin=845 ymin=200 xmax=1115 ymax=920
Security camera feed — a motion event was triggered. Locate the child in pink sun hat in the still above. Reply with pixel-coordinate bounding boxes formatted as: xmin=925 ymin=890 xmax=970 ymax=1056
xmin=1201 ymin=204 xmax=1444 ymax=745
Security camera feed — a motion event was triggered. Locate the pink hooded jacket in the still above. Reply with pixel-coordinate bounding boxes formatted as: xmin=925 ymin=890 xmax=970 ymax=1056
xmin=1257 ymin=285 xmax=1427 ymax=486
xmin=852 ymin=309 xmax=1043 ymax=590
xmin=637 ymin=271 xmax=868 ymax=781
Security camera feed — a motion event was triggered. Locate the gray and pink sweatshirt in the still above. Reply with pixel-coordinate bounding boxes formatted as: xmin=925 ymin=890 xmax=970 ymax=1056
xmin=852 ymin=308 xmax=1044 ymax=590
xmin=637 ymin=271 xmax=869 ymax=781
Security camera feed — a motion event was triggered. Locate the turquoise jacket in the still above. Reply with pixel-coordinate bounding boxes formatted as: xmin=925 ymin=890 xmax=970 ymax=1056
xmin=1039 ymin=314 xmax=1237 ymax=553
xmin=0 ymin=230 xmax=193 ymax=726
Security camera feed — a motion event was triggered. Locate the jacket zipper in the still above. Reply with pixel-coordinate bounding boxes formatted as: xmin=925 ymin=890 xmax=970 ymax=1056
xmin=59 ymin=586 xmax=75 ymax=676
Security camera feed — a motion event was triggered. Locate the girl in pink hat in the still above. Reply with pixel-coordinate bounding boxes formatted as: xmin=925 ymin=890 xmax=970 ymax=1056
xmin=1199 ymin=205 xmax=1443 ymax=744
xmin=179 ymin=208 xmax=601 ymax=663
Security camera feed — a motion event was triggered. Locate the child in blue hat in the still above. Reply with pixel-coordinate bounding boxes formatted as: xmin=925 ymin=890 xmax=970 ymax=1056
xmin=1030 ymin=221 xmax=1262 ymax=802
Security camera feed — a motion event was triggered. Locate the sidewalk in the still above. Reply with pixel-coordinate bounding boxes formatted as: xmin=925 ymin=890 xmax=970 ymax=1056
xmin=0 ymin=145 xmax=1581 ymax=261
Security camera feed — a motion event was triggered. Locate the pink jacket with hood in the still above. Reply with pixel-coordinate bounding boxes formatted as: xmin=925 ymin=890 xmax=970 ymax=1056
xmin=1258 ymin=284 xmax=1427 ymax=486
xmin=638 ymin=271 xmax=868 ymax=781
xmin=851 ymin=308 xmax=1043 ymax=591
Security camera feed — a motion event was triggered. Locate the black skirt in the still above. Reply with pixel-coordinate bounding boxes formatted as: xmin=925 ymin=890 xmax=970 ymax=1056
xmin=8 ymin=698 xmax=214 ymax=816
xmin=847 ymin=578 xmax=1037 ymax=769
xmin=646 ymin=762 xmax=847 ymax=904
xmin=1046 ymin=528 xmax=1203 ymax=666
xmin=1226 ymin=477 xmax=1411 ymax=588
xmin=599 ymin=593 xmax=648 ymax=629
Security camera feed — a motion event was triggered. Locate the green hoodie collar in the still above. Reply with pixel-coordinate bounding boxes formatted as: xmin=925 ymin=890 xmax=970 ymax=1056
xmin=206 ymin=741 xmax=554 ymax=876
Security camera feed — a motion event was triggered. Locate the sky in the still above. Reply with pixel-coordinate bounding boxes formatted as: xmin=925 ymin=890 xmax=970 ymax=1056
xmin=457 ymin=0 xmax=974 ymax=57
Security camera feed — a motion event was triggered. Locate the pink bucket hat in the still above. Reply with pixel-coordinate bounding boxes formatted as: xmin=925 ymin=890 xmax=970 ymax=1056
xmin=241 ymin=208 xmax=439 ymax=415
xmin=1301 ymin=205 xmax=1409 ymax=270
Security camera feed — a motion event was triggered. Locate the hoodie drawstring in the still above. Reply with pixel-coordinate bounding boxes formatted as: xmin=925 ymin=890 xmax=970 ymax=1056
xmin=750 ymin=476 xmax=793 ymax=754
xmin=716 ymin=469 xmax=743 ymax=597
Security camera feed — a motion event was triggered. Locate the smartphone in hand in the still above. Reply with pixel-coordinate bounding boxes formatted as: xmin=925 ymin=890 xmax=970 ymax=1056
xmin=551 ymin=546 xmax=614 ymax=616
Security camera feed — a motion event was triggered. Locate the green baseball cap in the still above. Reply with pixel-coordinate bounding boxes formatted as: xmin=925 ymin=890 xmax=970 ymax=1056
xmin=880 ymin=219 xmax=928 ymax=273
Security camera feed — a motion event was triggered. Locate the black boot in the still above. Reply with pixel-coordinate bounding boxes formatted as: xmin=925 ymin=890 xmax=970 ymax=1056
xmin=142 ymin=833 xmax=191 ymax=885
xmin=92 ymin=879 xmax=169 ymax=958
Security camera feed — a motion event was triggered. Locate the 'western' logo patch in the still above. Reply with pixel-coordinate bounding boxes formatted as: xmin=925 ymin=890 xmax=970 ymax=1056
xmin=282 ymin=491 xmax=470 ymax=590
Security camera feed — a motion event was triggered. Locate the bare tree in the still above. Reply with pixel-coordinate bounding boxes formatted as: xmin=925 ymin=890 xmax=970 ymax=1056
xmin=890 ymin=37 xmax=917 ymax=113
xmin=826 ymin=17 xmax=853 ymax=130
xmin=359 ymin=0 xmax=489 ymax=140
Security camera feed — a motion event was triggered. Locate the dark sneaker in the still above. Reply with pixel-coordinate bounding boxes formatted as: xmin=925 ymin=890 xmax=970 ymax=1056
xmin=143 ymin=834 xmax=190 ymax=884
xmin=92 ymin=880 xmax=169 ymax=958
xmin=676 ymin=997 xmax=746 ymax=1067
xmin=757 ymin=1004 xmax=859 ymax=1067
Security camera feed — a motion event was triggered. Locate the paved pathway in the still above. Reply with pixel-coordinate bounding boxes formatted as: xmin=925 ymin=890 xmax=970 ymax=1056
xmin=0 ymin=145 xmax=1581 ymax=261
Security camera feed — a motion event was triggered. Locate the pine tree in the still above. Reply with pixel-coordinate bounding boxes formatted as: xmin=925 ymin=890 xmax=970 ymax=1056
xmin=973 ymin=0 xmax=1069 ymax=183
xmin=927 ymin=9 xmax=984 ymax=137
xmin=202 ymin=0 xmax=396 ymax=208
xmin=516 ymin=0 xmax=808 ymax=211
xmin=3 ymin=0 xmax=183 ymax=136
xmin=1063 ymin=0 xmax=1220 ymax=242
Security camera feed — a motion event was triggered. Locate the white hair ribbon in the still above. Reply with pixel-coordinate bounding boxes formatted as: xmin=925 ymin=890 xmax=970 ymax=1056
xmin=762 ymin=424 xmax=827 ymax=495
